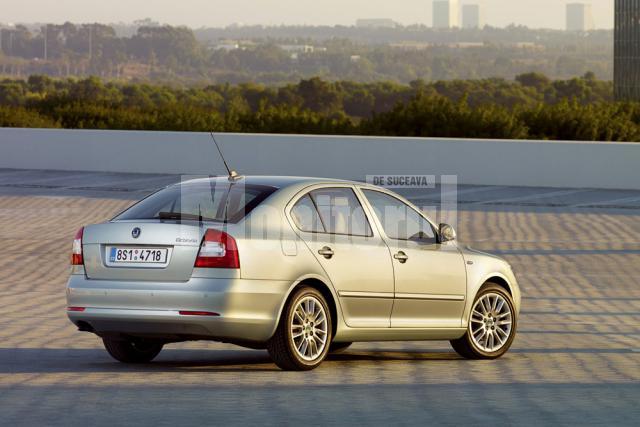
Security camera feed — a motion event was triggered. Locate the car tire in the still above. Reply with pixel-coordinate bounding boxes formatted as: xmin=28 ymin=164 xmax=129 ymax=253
xmin=450 ymin=283 xmax=517 ymax=360
xmin=102 ymin=338 xmax=164 ymax=363
xmin=328 ymin=341 xmax=352 ymax=354
xmin=267 ymin=286 xmax=333 ymax=371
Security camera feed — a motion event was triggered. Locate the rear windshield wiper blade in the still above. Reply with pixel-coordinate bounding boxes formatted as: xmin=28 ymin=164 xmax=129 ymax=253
xmin=157 ymin=211 xmax=219 ymax=222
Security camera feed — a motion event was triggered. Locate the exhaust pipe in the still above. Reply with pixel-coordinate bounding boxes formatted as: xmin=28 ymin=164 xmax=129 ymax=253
xmin=76 ymin=321 xmax=94 ymax=333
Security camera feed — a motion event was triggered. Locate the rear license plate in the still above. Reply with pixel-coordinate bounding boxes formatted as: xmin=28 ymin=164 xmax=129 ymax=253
xmin=106 ymin=247 xmax=171 ymax=268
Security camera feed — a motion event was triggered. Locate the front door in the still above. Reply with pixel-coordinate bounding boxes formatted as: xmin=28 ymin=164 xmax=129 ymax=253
xmin=289 ymin=187 xmax=394 ymax=328
xmin=361 ymin=189 xmax=467 ymax=328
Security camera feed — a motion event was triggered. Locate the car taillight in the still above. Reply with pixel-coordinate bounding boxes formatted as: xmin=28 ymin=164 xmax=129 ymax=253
xmin=71 ymin=227 xmax=84 ymax=265
xmin=194 ymin=229 xmax=240 ymax=269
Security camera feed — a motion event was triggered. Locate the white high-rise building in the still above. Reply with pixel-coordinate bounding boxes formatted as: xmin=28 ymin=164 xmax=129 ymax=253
xmin=566 ymin=3 xmax=594 ymax=32
xmin=433 ymin=0 xmax=459 ymax=29
xmin=462 ymin=4 xmax=483 ymax=29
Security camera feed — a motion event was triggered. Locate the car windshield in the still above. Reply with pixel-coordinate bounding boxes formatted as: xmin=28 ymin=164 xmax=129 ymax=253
xmin=114 ymin=181 xmax=278 ymax=224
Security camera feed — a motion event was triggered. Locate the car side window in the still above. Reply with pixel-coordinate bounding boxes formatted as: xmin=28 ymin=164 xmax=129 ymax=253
xmin=291 ymin=188 xmax=373 ymax=237
xmin=309 ymin=188 xmax=373 ymax=237
xmin=291 ymin=194 xmax=325 ymax=233
xmin=362 ymin=190 xmax=437 ymax=243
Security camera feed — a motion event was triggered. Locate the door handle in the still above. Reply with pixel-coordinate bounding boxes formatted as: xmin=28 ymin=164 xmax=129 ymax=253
xmin=394 ymin=251 xmax=409 ymax=263
xmin=318 ymin=246 xmax=335 ymax=259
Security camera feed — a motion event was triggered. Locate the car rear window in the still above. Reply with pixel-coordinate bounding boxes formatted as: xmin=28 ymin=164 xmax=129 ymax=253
xmin=114 ymin=181 xmax=278 ymax=224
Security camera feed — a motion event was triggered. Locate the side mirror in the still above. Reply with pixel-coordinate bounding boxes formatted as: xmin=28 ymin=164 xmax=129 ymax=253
xmin=439 ymin=223 xmax=457 ymax=243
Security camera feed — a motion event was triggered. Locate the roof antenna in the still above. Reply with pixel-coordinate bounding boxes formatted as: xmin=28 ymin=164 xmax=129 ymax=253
xmin=209 ymin=131 xmax=241 ymax=181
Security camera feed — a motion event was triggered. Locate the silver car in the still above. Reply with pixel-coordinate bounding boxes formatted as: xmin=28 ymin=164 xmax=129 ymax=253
xmin=67 ymin=176 xmax=521 ymax=370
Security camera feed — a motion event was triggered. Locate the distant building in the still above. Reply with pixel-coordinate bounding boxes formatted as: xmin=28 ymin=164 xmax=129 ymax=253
xmin=279 ymin=44 xmax=315 ymax=53
xmin=566 ymin=3 xmax=594 ymax=32
xmin=388 ymin=42 xmax=433 ymax=50
xmin=209 ymin=41 xmax=240 ymax=51
xmin=510 ymin=42 xmax=544 ymax=50
xmin=356 ymin=19 xmax=398 ymax=29
xmin=462 ymin=4 xmax=483 ymax=29
xmin=433 ymin=0 xmax=459 ymax=29
xmin=446 ymin=42 xmax=484 ymax=48
xmin=207 ymin=39 xmax=259 ymax=52
xmin=615 ymin=0 xmax=640 ymax=100
xmin=133 ymin=18 xmax=161 ymax=28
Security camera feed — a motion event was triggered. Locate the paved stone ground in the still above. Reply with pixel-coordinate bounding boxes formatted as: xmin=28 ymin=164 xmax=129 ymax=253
xmin=0 ymin=169 xmax=638 ymax=426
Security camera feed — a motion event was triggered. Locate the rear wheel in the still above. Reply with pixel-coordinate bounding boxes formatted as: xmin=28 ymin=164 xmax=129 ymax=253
xmin=267 ymin=286 xmax=332 ymax=371
xmin=450 ymin=283 xmax=517 ymax=359
xmin=102 ymin=338 xmax=163 ymax=363
xmin=328 ymin=341 xmax=352 ymax=354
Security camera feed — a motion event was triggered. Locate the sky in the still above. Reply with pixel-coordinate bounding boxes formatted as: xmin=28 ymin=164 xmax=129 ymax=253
xmin=0 ymin=0 xmax=615 ymax=29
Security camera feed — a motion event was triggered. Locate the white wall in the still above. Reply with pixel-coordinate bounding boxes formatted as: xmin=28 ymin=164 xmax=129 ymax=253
xmin=1 ymin=127 xmax=639 ymax=189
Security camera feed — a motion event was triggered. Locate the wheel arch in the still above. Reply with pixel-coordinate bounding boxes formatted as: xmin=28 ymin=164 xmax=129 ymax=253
xmin=463 ymin=271 xmax=518 ymax=328
xmin=482 ymin=275 xmax=513 ymax=296
xmin=271 ymin=274 xmax=341 ymax=341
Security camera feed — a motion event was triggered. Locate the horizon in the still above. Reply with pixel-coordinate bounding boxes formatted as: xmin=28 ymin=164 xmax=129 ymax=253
xmin=0 ymin=1 xmax=615 ymax=30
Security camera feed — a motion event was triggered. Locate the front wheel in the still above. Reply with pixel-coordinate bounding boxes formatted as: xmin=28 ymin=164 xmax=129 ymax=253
xmin=102 ymin=338 xmax=163 ymax=363
xmin=451 ymin=283 xmax=517 ymax=359
xmin=267 ymin=286 xmax=332 ymax=371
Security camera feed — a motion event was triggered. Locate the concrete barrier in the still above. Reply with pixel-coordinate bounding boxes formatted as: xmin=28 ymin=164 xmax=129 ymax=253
xmin=1 ymin=127 xmax=639 ymax=189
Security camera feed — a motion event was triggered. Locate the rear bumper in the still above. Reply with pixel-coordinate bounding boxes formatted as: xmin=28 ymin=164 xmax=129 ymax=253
xmin=66 ymin=274 xmax=291 ymax=343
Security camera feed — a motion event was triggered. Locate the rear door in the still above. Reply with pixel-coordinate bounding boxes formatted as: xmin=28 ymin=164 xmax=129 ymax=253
xmin=288 ymin=186 xmax=394 ymax=328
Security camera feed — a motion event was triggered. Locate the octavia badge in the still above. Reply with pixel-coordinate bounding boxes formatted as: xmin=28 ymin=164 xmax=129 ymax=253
xmin=131 ymin=227 xmax=141 ymax=239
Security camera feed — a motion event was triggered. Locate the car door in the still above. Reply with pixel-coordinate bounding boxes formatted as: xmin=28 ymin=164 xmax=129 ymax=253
xmin=361 ymin=189 xmax=467 ymax=328
xmin=288 ymin=186 xmax=395 ymax=328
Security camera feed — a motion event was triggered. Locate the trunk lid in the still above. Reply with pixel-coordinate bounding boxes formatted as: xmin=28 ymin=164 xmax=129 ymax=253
xmin=82 ymin=221 xmax=208 ymax=282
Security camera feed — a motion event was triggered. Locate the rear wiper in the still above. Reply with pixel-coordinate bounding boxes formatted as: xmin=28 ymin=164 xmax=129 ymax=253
xmin=157 ymin=212 xmax=218 ymax=222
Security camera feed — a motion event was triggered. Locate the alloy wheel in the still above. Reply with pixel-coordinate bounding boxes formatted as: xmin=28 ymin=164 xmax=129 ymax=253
xmin=469 ymin=292 xmax=513 ymax=353
xmin=290 ymin=296 xmax=328 ymax=361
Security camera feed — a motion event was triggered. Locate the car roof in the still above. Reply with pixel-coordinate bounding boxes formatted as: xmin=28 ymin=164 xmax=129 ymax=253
xmin=179 ymin=175 xmax=362 ymax=188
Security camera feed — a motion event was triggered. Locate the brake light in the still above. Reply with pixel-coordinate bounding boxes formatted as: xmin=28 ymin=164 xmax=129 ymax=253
xmin=71 ymin=227 xmax=84 ymax=265
xmin=67 ymin=307 xmax=86 ymax=312
xmin=194 ymin=229 xmax=239 ymax=269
